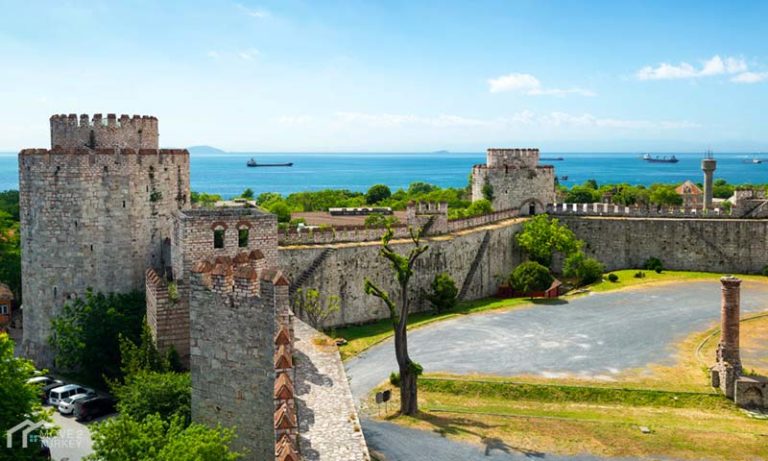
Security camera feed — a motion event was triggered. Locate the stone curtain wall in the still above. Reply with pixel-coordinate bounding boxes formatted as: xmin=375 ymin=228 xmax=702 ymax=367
xmin=19 ymin=147 xmax=190 ymax=365
xmin=279 ymin=218 xmax=524 ymax=327
xmin=559 ymin=216 xmax=768 ymax=274
xmin=446 ymin=208 xmax=520 ymax=232
xmin=146 ymin=268 xmax=190 ymax=366
xmin=471 ymin=165 xmax=556 ymax=213
xmin=50 ymin=114 xmax=159 ymax=149
xmin=190 ymin=260 xmax=289 ymax=460
xmin=549 ymin=202 xmax=732 ymax=218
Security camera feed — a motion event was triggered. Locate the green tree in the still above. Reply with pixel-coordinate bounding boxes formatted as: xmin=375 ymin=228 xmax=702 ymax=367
xmin=366 ymin=184 xmax=392 ymax=204
xmin=564 ymin=185 xmax=598 ymax=203
xmin=291 ymin=288 xmax=341 ymax=331
xmin=563 ymin=252 xmax=605 ymax=286
xmin=510 ymin=261 xmax=554 ymax=296
xmin=407 ymin=182 xmax=437 ymax=195
xmin=425 ymin=273 xmax=458 ymax=313
xmin=119 ymin=321 xmax=168 ymax=377
xmin=86 ymin=414 xmax=241 ymax=461
xmin=49 ymin=290 xmax=145 ymax=385
xmin=240 ymin=188 xmax=254 ymax=199
xmin=112 ymin=370 xmax=191 ymax=423
xmin=266 ymin=201 xmax=291 ymax=223
xmin=190 ymin=191 xmax=222 ymax=207
xmin=482 ymin=182 xmax=494 ymax=201
xmin=0 ymin=333 xmax=53 ymax=461
xmin=364 ymin=226 xmax=429 ymax=415
xmin=515 ymin=215 xmax=582 ymax=267
xmin=364 ymin=213 xmax=400 ymax=228
xmin=649 ymin=185 xmax=683 ymax=207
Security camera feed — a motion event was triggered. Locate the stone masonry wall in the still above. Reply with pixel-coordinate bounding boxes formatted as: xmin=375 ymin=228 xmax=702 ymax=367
xmin=190 ymin=260 xmax=288 ymax=460
xmin=19 ymin=147 xmax=190 ymax=365
xmin=50 ymin=113 xmax=159 ymax=149
xmin=279 ymin=218 xmax=525 ymax=327
xmin=559 ymin=217 xmax=768 ymax=274
xmin=471 ymin=165 xmax=556 ymax=213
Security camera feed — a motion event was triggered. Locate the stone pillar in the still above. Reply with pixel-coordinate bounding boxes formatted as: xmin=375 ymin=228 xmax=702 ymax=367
xmin=718 ymin=276 xmax=741 ymax=369
xmin=701 ymin=157 xmax=716 ymax=209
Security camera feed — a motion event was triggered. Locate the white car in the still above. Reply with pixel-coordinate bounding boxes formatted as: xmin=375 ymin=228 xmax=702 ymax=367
xmin=58 ymin=393 xmax=94 ymax=415
xmin=48 ymin=384 xmax=93 ymax=406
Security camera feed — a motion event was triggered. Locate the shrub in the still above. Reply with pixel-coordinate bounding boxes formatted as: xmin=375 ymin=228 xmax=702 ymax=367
xmin=112 ymin=370 xmax=192 ymax=424
xmin=389 ymin=371 xmax=400 ymax=387
xmin=266 ymin=201 xmax=291 ymax=223
xmin=426 ymin=273 xmax=458 ymax=313
xmin=365 ymin=184 xmax=392 ymax=204
xmin=643 ymin=257 xmax=664 ymax=273
xmin=634 ymin=271 xmax=646 ymax=278
xmin=762 ymin=265 xmax=768 ymax=277
xmin=510 ymin=261 xmax=553 ymax=295
xmin=364 ymin=213 xmax=399 ymax=228
xmin=515 ymin=215 xmax=582 ymax=267
xmin=607 ymin=273 xmax=619 ymax=283
xmin=563 ymin=252 xmax=605 ymax=286
xmin=482 ymin=182 xmax=494 ymax=201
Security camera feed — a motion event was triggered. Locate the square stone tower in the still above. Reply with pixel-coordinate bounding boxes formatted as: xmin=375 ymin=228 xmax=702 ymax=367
xmin=471 ymin=148 xmax=556 ymax=215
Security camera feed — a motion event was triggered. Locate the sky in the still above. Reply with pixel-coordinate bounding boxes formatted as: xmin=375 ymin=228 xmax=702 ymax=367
xmin=1 ymin=0 xmax=767 ymax=152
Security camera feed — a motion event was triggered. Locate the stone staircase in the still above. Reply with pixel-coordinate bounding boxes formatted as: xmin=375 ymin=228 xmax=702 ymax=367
xmin=289 ymin=248 xmax=335 ymax=296
xmin=458 ymin=231 xmax=491 ymax=300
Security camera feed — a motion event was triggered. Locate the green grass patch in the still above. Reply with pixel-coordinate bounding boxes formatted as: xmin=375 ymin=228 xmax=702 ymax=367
xmin=419 ymin=377 xmax=730 ymax=410
xmin=337 ymin=297 xmax=534 ymax=360
xmin=588 ymin=269 xmax=764 ymax=293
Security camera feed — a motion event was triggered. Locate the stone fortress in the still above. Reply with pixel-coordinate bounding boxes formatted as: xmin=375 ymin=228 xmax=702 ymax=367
xmin=17 ymin=114 xmax=768 ymax=459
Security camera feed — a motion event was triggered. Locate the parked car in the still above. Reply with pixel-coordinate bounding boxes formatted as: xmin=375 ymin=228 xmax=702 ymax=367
xmin=27 ymin=377 xmax=65 ymax=404
xmin=48 ymin=384 xmax=93 ymax=406
xmin=74 ymin=396 xmax=116 ymax=422
xmin=57 ymin=392 xmax=94 ymax=415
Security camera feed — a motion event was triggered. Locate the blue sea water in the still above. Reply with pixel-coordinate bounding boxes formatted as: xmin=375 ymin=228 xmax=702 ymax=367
xmin=1 ymin=152 xmax=766 ymax=197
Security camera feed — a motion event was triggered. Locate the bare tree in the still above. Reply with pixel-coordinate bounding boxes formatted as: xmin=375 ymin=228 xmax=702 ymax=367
xmin=292 ymin=288 xmax=340 ymax=331
xmin=364 ymin=226 xmax=429 ymax=415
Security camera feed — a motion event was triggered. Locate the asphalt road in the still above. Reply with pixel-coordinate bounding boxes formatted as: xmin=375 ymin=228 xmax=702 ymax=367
xmin=347 ymin=280 xmax=768 ymax=461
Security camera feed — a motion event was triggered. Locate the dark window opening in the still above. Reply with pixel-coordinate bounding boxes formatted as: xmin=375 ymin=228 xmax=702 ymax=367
xmin=53 ymin=287 xmax=57 ymax=298
xmin=528 ymin=203 xmax=536 ymax=215
xmin=90 ymin=244 xmax=93 ymax=252
xmin=238 ymin=228 xmax=249 ymax=248
xmin=214 ymin=229 xmax=225 ymax=249
xmin=74 ymin=221 xmax=78 ymax=228
xmin=123 ymin=200 xmax=126 ymax=208
xmin=103 ymin=166 xmax=108 ymax=173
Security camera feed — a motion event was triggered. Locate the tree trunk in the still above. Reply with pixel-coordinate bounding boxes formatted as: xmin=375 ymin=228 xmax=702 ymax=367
xmin=395 ymin=280 xmax=418 ymax=415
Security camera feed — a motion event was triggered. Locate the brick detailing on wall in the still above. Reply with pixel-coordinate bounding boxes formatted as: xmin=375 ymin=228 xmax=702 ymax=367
xmin=190 ymin=256 xmax=292 ymax=460
xmin=458 ymin=230 xmax=492 ymax=300
xmin=19 ymin=145 xmax=190 ymax=366
xmin=289 ymin=247 xmax=335 ymax=297
xmin=50 ymin=113 xmax=159 ymax=149
xmin=471 ymin=148 xmax=556 ymax=215
xmin=710 ymin=276 xmax=768 ymax=409
xmin=145 ymin=268 xmax=190 ymax=366
xmin=558 ymin=217 xmax=768 ymax=274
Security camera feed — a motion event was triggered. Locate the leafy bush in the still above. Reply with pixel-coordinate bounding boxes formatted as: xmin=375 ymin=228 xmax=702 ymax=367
xmin=50 ymin=289 xmax=146 ymax=385
xmin=643 ymin=257 xmax=664 ymax=273
xmin=426 ymin=273 xmax=458 ymax=313
xmin=365 ymin=184 xmax=392 ymax=204
xmin=482 ymin=182 xmax=494 ymax=201
xmin=607 ymin=273 xmax=619 ymax=283
xmin=240 ymin=188 xmax=254 ymax=199
xmin=634 ymin=271 xmax=646 ymax=278
xmin=515 ymin=215 xmax=582 ymax=267
xmin=389 ymin=371 xmax=400 ymax=387
xmin=112 ymin=371 xmax=191 ymax=424
xmin=364 ymin=213 xmax=399 ymax=228
xmin=762 ymin=265 xmax=768 ymax=277
xmin=266 ymin=201 xmax=291 ymax=223
xmin=563 ymin=252 xmax=605 ymax=286
xmin=510 ymin=261 xmax=554 ymax=295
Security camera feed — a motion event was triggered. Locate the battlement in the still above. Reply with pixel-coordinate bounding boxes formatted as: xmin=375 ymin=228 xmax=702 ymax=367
xmin=486 ymin=148 xmax=540 ymax=168
xmin=20 ymin=147 xmax=188 ymax=157
xmin=191 ymin=253 xmax=288 ymax=296
xmin=408 ymin=201 xmax=448 ymax=214
xmin=50 ymin=113 xmax=159 ymax=149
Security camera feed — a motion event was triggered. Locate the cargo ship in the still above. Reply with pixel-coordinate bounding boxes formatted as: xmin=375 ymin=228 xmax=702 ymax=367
xmin=247 ymin=158 xmax=293 ymax=167
xmin=641 ymin=153 xmax=679 ymax=163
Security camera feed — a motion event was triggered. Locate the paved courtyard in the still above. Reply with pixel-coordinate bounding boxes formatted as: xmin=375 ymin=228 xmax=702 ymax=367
xmin=346 ymin=279 xmax=768 ymax=460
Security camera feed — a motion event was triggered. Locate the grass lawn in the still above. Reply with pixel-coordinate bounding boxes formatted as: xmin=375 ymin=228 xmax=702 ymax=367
xmin=336 ymin=269 xmax=766 ymax=361
xmin=375 ymin=377 xmax=768 ymax=461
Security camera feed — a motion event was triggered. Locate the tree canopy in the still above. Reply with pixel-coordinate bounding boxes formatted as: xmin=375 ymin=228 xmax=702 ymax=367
xmin=510 ymin=261 xmax=554 ymax=295
xmin=515 ymin=215 xmax=582 ymax=267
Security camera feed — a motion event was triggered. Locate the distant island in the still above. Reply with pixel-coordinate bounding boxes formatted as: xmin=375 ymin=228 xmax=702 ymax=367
xmin=187 ymin=145 xmax=228 ymax=155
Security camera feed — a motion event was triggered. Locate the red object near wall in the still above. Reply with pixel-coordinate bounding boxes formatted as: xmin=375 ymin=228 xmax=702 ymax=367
xmin=496 ymin=279 xmax=561 ymax=299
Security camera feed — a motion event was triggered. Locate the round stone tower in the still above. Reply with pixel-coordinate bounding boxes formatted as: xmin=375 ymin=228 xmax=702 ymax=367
xmin=19 ymin=114 xmax=189 ymax=366
xmin=701 ymin=153 xmax=717 ymax=209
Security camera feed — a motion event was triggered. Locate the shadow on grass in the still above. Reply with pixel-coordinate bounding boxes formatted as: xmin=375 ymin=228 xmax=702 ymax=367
xmin=403 ymin=411 xmax=545 ymax=458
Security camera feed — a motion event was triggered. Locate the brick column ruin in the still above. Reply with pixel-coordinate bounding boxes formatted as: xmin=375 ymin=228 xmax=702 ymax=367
xmin=711 ymin=275 xmax=742 ymax=398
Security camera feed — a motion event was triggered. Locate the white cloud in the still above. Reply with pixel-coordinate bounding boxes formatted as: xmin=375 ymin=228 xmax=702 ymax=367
xmin=236 ymin=3 xmax=269 ymax=18
xmin=731 ymin=71 xmax=768 ymax=84
xmin=206 ymin=51 xmax=220 ymax=59
xmin=487 ymin=73 xmax=595 ymax=97
xmin=636 ymin=55 xmax=748 ymax=80
xmin=238 ymin=49 xmax=260 ymax=60
xmin=335 ymin=112 xmax=490 ymax=128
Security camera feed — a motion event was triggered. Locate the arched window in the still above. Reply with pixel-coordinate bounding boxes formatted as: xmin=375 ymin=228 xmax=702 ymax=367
xmin=213 ymin=227 xmax=225 ymax=249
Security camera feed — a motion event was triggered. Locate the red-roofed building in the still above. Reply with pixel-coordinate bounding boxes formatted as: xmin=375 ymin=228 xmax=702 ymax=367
xmin=675 ymin=180 xmax=703 ymax=209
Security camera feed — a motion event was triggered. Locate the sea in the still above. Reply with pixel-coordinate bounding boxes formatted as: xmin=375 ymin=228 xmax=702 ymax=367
xmin=1 ymin=152 xmax=766 ymax=198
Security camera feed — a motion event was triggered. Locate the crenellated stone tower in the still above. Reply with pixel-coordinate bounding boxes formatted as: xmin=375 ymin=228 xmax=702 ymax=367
xmin=19 ymin=114 xmax=190 ymax=365
xmin=471 ymin=148 xmax=556 ymax=215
